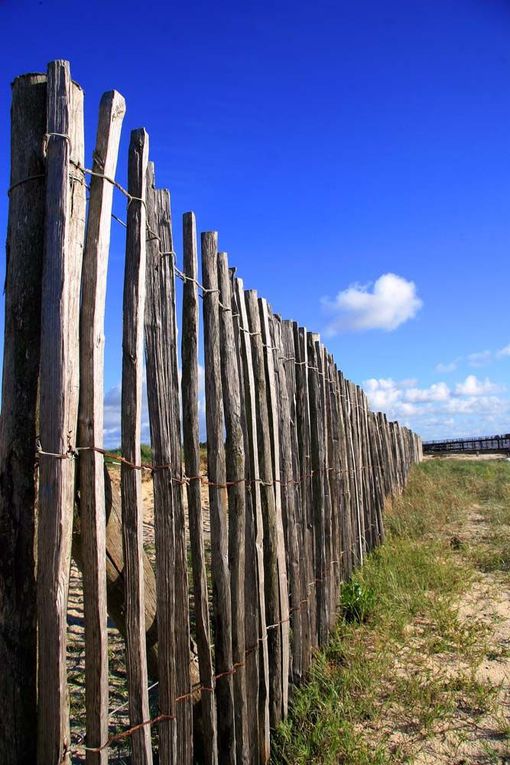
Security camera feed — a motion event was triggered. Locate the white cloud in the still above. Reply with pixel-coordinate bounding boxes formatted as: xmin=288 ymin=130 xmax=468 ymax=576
xmin=322 ymin=273 xmax=423 ymax=334
xmin=455 ymin=375 xmax=503 ymax=397
xmin=435 ymin=344 xmax=510 ymax=375
xmin=497 ymin=344 xmax=510 ymax=358
xmin=467 ymin=350 xmax=492 ymax=368
xmin=363 ymin=374 xmax=509 ymax=441
xmin=435 ymin=360 xmax=458 ymax=374
xmin=405 ymin=382 xmax=450 ymax=403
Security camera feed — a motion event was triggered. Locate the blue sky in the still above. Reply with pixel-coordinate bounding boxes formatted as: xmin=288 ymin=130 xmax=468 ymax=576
xmin=1 ymin=0 xmax=509 ymax=443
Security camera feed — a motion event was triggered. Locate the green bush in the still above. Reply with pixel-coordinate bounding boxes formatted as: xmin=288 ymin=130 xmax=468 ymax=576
xmin=340 ymin=580 xmax=375 ymax=623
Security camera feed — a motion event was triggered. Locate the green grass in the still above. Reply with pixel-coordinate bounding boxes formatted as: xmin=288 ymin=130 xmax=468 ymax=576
xmin=272 ymin=458 xmax=510 ymax=765
xmin=105 ymin=443 xmax=153 ymax=464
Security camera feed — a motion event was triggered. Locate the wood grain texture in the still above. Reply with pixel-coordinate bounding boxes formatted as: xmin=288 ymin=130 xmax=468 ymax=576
xmin=37 ymin=60 xmax=86 ymax=765
xmin=164 ymin=206 xmax=193 ymax=765
xmin=201 ymin=232 xmax=236 ymax=765
xmin=306 ymin=334 xmax=328 ymax=645
xmin=259 ymin=299 xmax=290 ymax=718
xmin=0 ymin=71 xmax=46 ymax=765
xmin=233 ymin=278 xmax=270 ymax=763
xmin=78 ymin=89 xmax=125 ymax=764
xmin=182 ymin=212 xmax=217 ymax=765
xmin=245 ymin=290 xmax=282 ymax=728
xmin=121 ymin=127 xmax=153 ymax=765
xmin=336 ymin=371 xmax=353 ymax=578
xmin=294 ymin=324 xmax=316 ymax=661
xmin=144 ymin=165 xmax=178 ymax=765
xmin=324 ymin=354 xmax=340 ymax=628
xmin=218 ymin=251 xmax=250 ymax=764
xmin=279 ymin=320 xmax=303 ymax=684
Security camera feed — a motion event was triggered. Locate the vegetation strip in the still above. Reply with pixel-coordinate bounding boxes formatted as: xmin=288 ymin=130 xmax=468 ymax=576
xmin=273 ymin=458 xmax=510 ymax=765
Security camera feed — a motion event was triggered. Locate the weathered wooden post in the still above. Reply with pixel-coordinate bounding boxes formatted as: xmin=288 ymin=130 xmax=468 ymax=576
xmin=144 ymin=165 xmax=179 ymax=765
xmin=182 ymin=213 xmax=217 ymax=765
xmin=202 ymin=232 xmax=236 ymax=764
xmin=79 ymin=89 xmax=125 ymax=764
xmin=0 ymin=70 xmax=46 ymax=765
xmin=37 ymin=59 xmax=86 ymax=764
xmin=233 ymin=278 xmax=270 ymax=763
xmin=121 ymin=127 xmax=153 ymax=765
xmin=218 ymin=251 xmax=250 ymax=763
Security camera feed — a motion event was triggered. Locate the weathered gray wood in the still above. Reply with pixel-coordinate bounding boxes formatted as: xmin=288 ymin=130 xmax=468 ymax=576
xmin=368 ymin=411 xmax=385 ymax=546
xmin=0 ymin=71 xmax=46 ymax=765
xmin=37 ymin=60 xmax=86 ymax=765
xmin=217 ymin=251 xmax=249 ymax=764
xmin=259 ymin=299 xmax=289 ymax=718
xmin=144 ymin=165 xmax=178 ymax=765
xmin=233 ymin=278 xmax=270 ymax=763
xmin=151 ymin=182 xmax=193 ymax=764
xmin=279 ymin=320 xmax=303 ymax=684
xmin=353 ymin=386 xmax=368 ymax=552
xmin=318 ymin=344 xmax=333 ymax=635
xmin=346 ymin=380 xmax=364 ymax=566
xmin=164 ymin=224 xmax=193 ymax=765
xmin=360 ymin=389 xmax=375 ymax=552
xmin=201 ymin=232 xmax=236 ymax=764
xmin=245 ymin=290 xmax=282 ymax=728
xmin=359 ymin=391 xmax=375 ymax=552
xmin=306 ymin=334 xmax=328 ymax=645
xmin=336 ymin=371 xmax=353 ymax=578
xmin=182 ymin=212 xmax=217 ymax=765
xmin=78 ymin=89 xmax=125 ymax=764
xmin=231 ymin=278 xmax=260 ymax=762
xmin=294 ymin=323 xmax=316 ymax=661
xmin=121 ymin=127 xmax=153 ymax=765
xmin=339 ymin=373 xmax=356 ymax=569
xmin=324 ymin=354 xmax=339 ymax=628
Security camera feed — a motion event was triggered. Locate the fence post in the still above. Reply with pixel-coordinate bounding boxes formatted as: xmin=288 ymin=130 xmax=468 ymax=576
xmin=78 ymin=89 xmax=125 ymax=764
xmin=37 ymin=59 xmax=86 ymax=764
xmin=0 ymin=71 xmax=46 ymax=765
xmin=233 ymin=278 xmax=271 ymax=763
xmin=294 ymin=324 xmax=316 ymax=661
xmin=144 ymin=165 xmax=178 ymax=765
xmin=244 ymin=290 xmax=283 ymax=727
xmin=121 ymin=127 xmax=153 ymax=765
xmin=278 ymin=319 xmax=303 ymax=684
xmin=259 ymin=299 xmax=290 ymax=719
xmin=202 ymin=232 xmax=236 ymax=765
xmin=218 ymin=251 xmax=250 ymax=763
xmin=182 ymin=213 xmax=218 ymax=765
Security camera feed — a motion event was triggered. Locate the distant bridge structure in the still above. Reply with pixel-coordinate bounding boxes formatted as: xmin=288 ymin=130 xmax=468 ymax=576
xmin=423 ymin=433 xmax=510 ymax=455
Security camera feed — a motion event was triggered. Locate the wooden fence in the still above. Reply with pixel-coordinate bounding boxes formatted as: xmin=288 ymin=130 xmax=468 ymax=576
xmin=0 ymin=60 xmax=422 ymax=765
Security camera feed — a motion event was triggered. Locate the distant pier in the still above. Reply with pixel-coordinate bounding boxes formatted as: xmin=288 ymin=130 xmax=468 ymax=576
xmin=423 ymin=434 xmax=510 ymax=455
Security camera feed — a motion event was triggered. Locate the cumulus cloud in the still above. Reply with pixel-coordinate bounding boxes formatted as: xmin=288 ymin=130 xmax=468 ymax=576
xmin=455 ymin=375 xmax=503 ymax=396
xmin=321 ymin=273 xmax=423 ymax=334
xmin=405 ymin=382 xmax=450 ymax=403
xmin=363 ymin=374 xmax=509 ymax=441
xmin=497 ymin=344 xmax=510 ymax=358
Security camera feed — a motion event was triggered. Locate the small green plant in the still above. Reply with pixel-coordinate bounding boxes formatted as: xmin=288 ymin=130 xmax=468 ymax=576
xmin=341 ymin=580 xmax=376 ymax=623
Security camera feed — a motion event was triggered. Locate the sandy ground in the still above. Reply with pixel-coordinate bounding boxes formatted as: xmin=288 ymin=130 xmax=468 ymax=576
xmin=413 ymin=510 xmax=510 ymax=764
xmin=364 ymin=504 xmax=510 ymax=765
